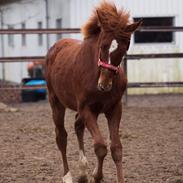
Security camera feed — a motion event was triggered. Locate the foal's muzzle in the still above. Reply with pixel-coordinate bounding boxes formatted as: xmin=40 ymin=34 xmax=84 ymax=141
xmin=98 ymin=82 xmax=112 ymax=92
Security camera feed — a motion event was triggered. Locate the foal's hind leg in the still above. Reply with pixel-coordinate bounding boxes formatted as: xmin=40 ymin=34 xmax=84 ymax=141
xmin=49 ymin=95 xmax=73 ymax=183
xmin=75 ymin=113 xmax=89 ymax=183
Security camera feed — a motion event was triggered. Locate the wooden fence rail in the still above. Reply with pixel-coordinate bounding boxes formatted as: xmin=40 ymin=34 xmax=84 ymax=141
xmin=0 ymin=53 xmax=183 ymax=62
xmin=0 ymin=27 xmax=183 ymax=104
xmin=0 ymin=27 xmax=183 ymax=34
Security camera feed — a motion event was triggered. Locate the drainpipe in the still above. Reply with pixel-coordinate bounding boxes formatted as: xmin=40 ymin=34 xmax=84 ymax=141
xmin=0 ymin=9 xmax=5 ymax=80
xmin=45 ymin=0 xmax=50 ymax=50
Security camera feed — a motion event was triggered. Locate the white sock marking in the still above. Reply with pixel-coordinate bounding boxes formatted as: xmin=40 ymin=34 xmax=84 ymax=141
xmin=62 ymin=171 xmax=73 ymax=183
xmin=79 ymin=150 xmax=88 ymax=175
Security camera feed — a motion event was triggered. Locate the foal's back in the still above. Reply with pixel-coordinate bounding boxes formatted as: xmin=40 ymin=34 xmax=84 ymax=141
xmin=46 ymin=38 xmax=81 ymax=68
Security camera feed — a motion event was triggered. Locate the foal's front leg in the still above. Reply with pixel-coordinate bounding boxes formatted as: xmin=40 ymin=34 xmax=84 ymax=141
xmin=105 ymin=102 xmax=124 ymax=183
xmin=75 ymin=113 xmax=89 ymax=182
xmin=80 ymin=107 xmax=107 ymax=183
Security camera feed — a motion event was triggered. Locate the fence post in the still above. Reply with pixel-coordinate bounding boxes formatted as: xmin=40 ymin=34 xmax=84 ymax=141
xmin=0 ymin=10 xmax=5 ymax=80
xmin=123 ymin=55 xmax=128 ymax=105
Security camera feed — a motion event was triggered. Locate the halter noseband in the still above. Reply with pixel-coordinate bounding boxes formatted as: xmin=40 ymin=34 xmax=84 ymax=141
xmin=97 ymin=49 xmax=119 ymax=74
xmin=98 ymin=59 xmax=119 ymax=74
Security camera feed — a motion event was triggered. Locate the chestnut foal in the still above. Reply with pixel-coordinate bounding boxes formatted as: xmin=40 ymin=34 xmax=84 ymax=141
xmin=45 ymin=2 xmax=141 ymax=183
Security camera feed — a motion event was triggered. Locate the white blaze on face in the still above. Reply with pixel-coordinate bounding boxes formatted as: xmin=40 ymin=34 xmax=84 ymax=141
xmin=109 ymin=39 xmax=118 ymax=64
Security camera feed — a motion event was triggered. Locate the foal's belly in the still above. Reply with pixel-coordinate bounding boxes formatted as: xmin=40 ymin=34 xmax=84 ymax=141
xmin=88 ymin=99 xmax=117 ymax=113
xmin=52 ymin=73 xmax=78 ymax=111
xmin=50 ymin=39 xmax=81 ymax=111
xmin=57 ymin=89 xmax=77 ymax=111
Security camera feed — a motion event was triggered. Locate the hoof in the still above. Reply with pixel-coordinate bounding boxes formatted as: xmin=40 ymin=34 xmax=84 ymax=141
xmin=89 ymin=176 xmax=104 ymax=183
xmin=79 ymin=151 xmax=89 ymax=178
xmin=89 ymin=176 xmax=95 ymax=183
xmin=91 ymin=168 xmax=103 ymax=183
xmin=62 ymin=171 xmax=73 ymax=183
xmin=78 ymin=175 xmax=88 ymax=183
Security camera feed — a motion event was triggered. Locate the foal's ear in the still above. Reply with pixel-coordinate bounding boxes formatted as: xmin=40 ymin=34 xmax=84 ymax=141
xmin=125 ymin=19 xmax=143 ymax=33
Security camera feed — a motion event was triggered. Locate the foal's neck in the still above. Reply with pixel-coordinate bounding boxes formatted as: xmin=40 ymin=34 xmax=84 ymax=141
xmin=83 ymin=34 xmax=100 ymax=63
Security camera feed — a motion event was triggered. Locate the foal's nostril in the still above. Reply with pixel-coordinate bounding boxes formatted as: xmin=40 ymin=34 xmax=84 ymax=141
xmin=98 ymin=83 xmax=112 ymax=92
xmin=98 ymin=83 xmax=104 ymax=91
xmin=106 ymin=84 xmax=112 ymax=91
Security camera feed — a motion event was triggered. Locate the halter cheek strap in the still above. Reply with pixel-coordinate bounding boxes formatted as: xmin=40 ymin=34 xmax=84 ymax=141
xmin=98 ymin=59 xmax=119 ymax=74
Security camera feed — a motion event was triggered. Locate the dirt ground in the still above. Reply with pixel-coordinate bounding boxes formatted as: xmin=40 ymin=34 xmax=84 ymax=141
xmin=0 ymin=94 xmax=183 ymax=183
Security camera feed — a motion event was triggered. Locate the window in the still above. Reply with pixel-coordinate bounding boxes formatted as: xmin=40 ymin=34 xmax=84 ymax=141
xmin=38 ymin=21 xmax=43 ymax=46
xmin=8 ymin=25 xmax=14 ymax=47
xmin=21 ymin=23 xmax=26 ymax=46
xmin=134 ymin=17 xmax=174 ymax=43
xmin=56 ymin=18 xmax=62 ymax=40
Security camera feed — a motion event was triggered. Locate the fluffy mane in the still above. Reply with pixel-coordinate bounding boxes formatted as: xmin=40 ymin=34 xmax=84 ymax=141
xmin=81 ymin=1 xmax=130 ymax=39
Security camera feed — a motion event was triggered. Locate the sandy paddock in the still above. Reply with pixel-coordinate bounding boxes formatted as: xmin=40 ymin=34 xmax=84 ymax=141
xmin=0 ymin=94 xmax=183 ymax=183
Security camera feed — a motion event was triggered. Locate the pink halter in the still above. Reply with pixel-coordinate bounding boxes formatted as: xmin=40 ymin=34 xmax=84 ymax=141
xmin=98 ymin=59 xmax=119 ymax=73
xmin=97 ymin=49 xmax=119 ymax=74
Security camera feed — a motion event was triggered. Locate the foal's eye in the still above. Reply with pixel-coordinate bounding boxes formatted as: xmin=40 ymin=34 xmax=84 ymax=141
xmin=109 ymin=40 xmax=118 ymax=53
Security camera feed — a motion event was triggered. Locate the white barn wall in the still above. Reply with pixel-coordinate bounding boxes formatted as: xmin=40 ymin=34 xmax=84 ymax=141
xmin=70 ymin=0 xmax=98 ymax=39
xmin=121 ymin=0 xmax=183 ymax=94
xmin=70 ymin=0 xmax=183 ymax=94
xmin=69 ymin=0 xmax=123 ymax=39
xmin=0 ymin=0 xmax=182 ymax=94
xmin=0 ymin=0 xmax=69 ymax=83
xmin=1 ymin=0 xmax=47 ymax=82
xmin=48 ymin=0 xmax=70 ymax=46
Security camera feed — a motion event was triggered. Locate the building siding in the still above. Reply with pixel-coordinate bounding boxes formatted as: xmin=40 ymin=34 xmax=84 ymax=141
xmin=0 ymin=0 xmax=183 ymax=94
xmin=122 ymin=0 xmax=183 ymax=94
xmin=0 ymin=0 xmax=70 ymax=82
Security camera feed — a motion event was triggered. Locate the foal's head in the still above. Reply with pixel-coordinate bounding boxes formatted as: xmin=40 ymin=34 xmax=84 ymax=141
xmin=82 ymin=1 xmax=142 ymax=92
